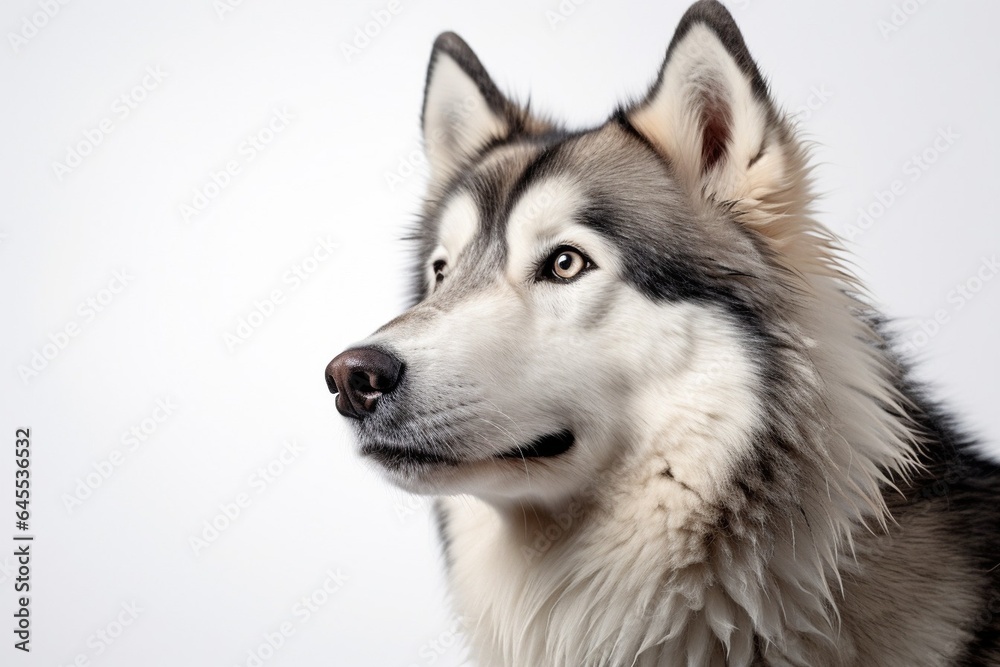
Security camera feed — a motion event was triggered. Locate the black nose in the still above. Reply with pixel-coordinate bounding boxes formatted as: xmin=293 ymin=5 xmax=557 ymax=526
xmin=325 ymin=347 xmax=403 ymax=420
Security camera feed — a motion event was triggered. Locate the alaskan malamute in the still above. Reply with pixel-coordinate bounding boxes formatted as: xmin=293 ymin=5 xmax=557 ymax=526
xmin=326 ymin=1 xmax=1000 ymax=664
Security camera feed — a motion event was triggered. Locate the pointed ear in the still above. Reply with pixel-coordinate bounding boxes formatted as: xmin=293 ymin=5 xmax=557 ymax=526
xmin=421 ymin=32 xmax=517 ymax=184
xmin=628 ymin=0 xmax=791 ymax=207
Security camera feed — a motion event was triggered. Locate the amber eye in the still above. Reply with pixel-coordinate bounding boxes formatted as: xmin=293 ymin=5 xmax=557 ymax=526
xmin=542 ymin=246 xmax=593 ymax=282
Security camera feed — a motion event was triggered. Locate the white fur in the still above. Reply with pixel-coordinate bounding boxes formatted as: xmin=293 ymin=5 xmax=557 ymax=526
xmin=442 ymin=301 xmax=765 ymax=666
xmin=429 ymin=192 xmax=479 ymax=286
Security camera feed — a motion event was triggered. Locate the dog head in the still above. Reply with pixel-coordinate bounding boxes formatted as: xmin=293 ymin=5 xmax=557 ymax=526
xmin=327 ymin=1 xmax=814 ymax=504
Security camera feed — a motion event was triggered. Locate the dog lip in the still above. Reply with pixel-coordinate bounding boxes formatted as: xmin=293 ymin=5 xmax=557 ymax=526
xmin=496 ymin=430 xmax=575 ymax=459
xmin=360 ymin=431 xmax=575 ymax=469
xmin=360 ymin=442 xmax=459 ymax=467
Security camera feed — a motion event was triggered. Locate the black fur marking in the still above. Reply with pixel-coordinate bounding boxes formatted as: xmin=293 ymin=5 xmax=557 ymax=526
xmin=834 ymin=318 xmax=1000 ymax=661
xmin=722 ymin=426 xmax=800 ymax=533
xmin=577 ymin=195 xmax=770 ymax=344
xmin=464 ymin=120 xmax=576 ymax=168
xmin=506 ymin=144 xmax=561 ymax=205
xmin=482 ymin=141 xmax=568 ymax=246
xmin=886 ymin=371 xmax=1000 ymax=664
xmin=958 ymin=588 xmax=1000 ymax=666
xmin=467 ymin=166 xmax=512 ymax=239
xmin=750 ymin=634 xmax=769 ymax=665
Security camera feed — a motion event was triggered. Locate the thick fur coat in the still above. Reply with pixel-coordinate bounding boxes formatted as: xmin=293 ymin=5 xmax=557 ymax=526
xmin=327 ymin=2 xmax=1000 ymax=664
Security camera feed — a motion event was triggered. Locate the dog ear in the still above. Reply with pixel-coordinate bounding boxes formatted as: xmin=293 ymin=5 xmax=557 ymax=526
xmin=422 ymin=32 xmax=516 ymax=184
xmin=628 ymin=0 xmax=791 ymax=209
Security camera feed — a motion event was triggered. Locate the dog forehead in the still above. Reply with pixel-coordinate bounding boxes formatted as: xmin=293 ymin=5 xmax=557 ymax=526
xmin=431 ymin=143 xmax=538 ymax=252
xmin=428 ymin=125 xmax=681 ymax=270
xmin=505 ymin=176 xmax=585 ymax=252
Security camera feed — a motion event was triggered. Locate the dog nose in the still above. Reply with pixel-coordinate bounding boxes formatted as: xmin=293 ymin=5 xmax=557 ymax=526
xmin=325 ymin=347 xmax=403 ymax=419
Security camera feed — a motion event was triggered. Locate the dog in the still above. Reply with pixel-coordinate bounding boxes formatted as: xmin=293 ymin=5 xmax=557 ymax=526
xmin=325 ymin=1 xmax=1000 ymax=664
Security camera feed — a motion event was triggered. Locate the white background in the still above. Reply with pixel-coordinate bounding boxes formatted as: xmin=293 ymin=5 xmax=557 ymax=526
xmin=1 ymin=0 xmax=998 ymax=665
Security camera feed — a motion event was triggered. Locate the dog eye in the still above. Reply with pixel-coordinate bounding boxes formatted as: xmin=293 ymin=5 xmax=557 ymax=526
xmin=541 ymin=246 xmax=594 ymax=282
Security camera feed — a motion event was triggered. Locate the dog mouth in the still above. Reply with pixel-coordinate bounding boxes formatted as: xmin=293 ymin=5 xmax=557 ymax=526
xmin=360 ymin=430 xmax=575 ymax=468
xmin=495 ymin=430 xmax=575 ymax=459
xmin=360 ymin=443 xmax=459 ymax=467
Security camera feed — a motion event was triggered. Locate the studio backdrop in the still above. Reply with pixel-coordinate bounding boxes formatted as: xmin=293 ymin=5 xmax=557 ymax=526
xmin=1 ymin=0 xmax=998 ymax=665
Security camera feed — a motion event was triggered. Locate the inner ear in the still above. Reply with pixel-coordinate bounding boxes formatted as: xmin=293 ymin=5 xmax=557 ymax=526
xmin=698 ymin=82 xmax=733 ymax=173
xmin=626 ymin=1 xmax=784 ymax=204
